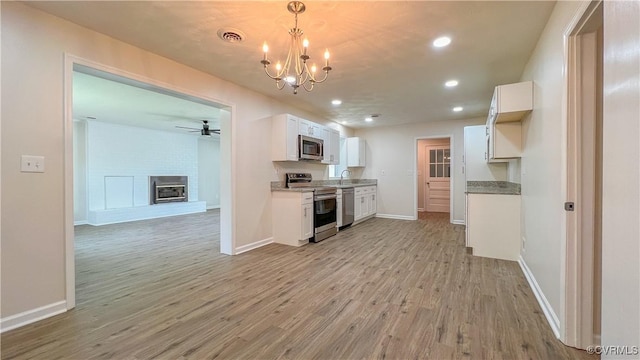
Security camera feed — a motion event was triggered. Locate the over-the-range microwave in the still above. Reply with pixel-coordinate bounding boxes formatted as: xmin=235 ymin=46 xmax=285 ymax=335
xmin=299 ymin=135 xmax=323 ymax=161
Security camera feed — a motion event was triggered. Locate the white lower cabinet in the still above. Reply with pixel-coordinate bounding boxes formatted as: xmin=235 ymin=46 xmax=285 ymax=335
xmin=465 ymin=193 xmax=521 ymax=261
xmin=354 ymin=185 xmax=377 ymax=223
xmin=272 ymin=191 xmax=314 ymax=246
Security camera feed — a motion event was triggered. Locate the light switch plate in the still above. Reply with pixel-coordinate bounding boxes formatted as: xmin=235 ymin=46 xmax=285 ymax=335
xmin=21 ymin=155 xmax=45 ymax=173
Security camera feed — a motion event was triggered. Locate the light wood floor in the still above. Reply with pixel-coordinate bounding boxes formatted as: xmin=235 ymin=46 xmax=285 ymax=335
xmin=1 ymin=210 xmax=596 ymax=359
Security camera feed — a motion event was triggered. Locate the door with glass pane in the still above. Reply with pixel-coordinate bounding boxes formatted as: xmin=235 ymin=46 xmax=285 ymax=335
xmin=425 ymin=146 xmax=451 ymax=213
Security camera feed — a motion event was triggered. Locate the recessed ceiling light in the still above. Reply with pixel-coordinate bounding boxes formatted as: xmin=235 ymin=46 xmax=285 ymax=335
xmin=341 ymin=121 xmax=347 ymax=124
xmin=331 ymin=99 xmax=342 ymax=105
xmin=452 ymin=106 xmax=463 ymax=112
xmin=433 ymin=36 xmax=452 ymax=48
xmin=365 ymin=117 xmax=373 ymax=122
xmin=445 ymin=80 xmax=459 ymax=87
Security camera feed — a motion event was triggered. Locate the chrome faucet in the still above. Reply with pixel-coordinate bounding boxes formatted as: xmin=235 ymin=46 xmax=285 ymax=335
xmin=339 ymin=169 xmax=352 ymax=185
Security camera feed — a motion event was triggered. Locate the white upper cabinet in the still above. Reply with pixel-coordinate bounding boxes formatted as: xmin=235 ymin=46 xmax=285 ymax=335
xmin=321 ymin=127 xmax=341 ymax=165
xmin=489 ymin=81 xmax=533 ymax=123
xmin=484 ymin=81 xmax=530 ymax=162
xmin=299 ymin=119 xmax=322 ymax=138
xmin=347 ymin=137 xmax=366 ymax=167
xmin=272 ymin=114 xmax=300 ymax=161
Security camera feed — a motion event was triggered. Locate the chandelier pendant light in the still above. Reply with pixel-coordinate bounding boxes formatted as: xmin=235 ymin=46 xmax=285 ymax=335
xmin=260 ymin=1 xmax=332 ymax=94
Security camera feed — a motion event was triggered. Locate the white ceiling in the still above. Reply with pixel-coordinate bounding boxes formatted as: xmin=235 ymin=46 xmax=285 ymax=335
xmin=31 ymin=1 xmax=556 ymax=128
xmin=73 ymin=71 xmax=222 ymax=134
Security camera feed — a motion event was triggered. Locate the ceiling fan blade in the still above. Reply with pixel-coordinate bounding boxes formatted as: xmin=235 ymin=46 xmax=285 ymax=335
xmin=175 ymin=126 xmax=200 ymax=130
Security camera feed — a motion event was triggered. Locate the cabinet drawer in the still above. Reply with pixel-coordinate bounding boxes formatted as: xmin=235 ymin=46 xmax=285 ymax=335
xmin=302 ymin=192 xmax=314 ymax=204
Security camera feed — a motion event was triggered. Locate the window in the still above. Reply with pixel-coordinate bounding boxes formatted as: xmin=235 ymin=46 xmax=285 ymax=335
xmin=429 ymin=148 xmax=451 ymax=178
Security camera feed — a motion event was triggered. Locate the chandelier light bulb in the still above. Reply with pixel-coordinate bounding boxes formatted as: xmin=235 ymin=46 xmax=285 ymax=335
xmin=324 ymin=49 xmax=330 ymax=60
xmin=311 ymin=64 xmax=317 ymax=73
xmin=262 ymin=42 xmax=269 ymax=53
xmin=303 ymin=39 xmax=309 ymax=48
xmin=275 ymin=62 xmax=282 ymax=71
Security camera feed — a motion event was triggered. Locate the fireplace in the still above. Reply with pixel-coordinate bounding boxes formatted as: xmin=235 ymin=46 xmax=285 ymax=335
xmin=149 ymin=176 xmax=188 ymax=204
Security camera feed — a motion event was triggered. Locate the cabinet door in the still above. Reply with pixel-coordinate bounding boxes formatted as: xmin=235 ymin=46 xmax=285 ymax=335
xmin=370 ymin=192 xmax=377 ymax=215
xmin=321 ymin=127 xmax=330 ymax=164
xmin=299 ymin=120 xmax=310 ymax=136
xmin=329 ymin=129 xmax=340 ymax=164
xmin=287 ymin=116 xmax=299 ymax=161
xmin=363 ymin=193 xmax=371 ymax=217
xmin=302 ymin=203 xmax=314 ymax=240
xmin=354 ymin=195 xmax=363 ymax=221
xmin=336 ymin=197 xmax=343 ymax=227
xmin=347 ymin=137 xmax=366 ymax=167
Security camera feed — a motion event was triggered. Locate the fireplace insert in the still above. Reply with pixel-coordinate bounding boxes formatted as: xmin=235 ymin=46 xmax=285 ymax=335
xmin=149 ymin=176 xmax=188 ymax=204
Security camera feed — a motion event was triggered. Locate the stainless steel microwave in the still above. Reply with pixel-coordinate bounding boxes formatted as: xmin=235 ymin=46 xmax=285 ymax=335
xmin=299 ymin=135 xmax=323 ymax=161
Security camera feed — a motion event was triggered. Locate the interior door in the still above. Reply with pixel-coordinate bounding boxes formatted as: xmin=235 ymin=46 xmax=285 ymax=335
xmin=425 ymin=146 xmax=451 ymax=213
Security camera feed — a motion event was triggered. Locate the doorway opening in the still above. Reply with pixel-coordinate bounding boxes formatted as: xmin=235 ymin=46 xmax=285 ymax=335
xmin=563 ymin=0 xmax=603 ymax=349
xmin=415 ymin=137 xmax=452 ymax=221
xmin=64 ymin=57 xmax=235 ymax=309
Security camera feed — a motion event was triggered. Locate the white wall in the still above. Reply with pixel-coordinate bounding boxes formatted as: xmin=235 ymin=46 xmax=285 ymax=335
xmin=354 ymin=117 xmax=485 ymax=222
xmin=198 ymin=137 xmax=220 ymax=209
xmin=73 ymin=120 xmax=87 ymax=223
xmin=86 ymin=121 xmax=199 ymax=209
xmin=601 ymin=1 xmax=640 ymax=355
xmin=0 ymin=2 xmax=345 ymax=319
xmin=517 ymin=0 xmax=585 ymax=335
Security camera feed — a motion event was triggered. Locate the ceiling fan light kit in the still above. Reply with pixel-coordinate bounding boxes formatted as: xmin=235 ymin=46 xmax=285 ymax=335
xmin=260 ymin=1 xmax=331 ymax=94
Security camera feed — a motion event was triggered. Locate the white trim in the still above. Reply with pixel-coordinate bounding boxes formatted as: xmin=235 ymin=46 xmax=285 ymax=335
xmin=417 ymin=208 xmax=425 ymax=212
xmin=560 ymin=0 xmax=601 ymax=347
xmin=518 ymin=256 xmax=561 ymax=339
xmin=452 ymin=219 xmax=465 ymax=225
xmin=0 ymin=301 xmax=67 ymax=333
xmin=207 ymin=205 xmax=221 ymax=210
xmin=235 ymin=237 xmax=273 ymax=254
xmin=413 ymin=135 xmax=455 ymax=225
xmin=63 ymin=54 xmax=238 ymax=312
xmin=375 ymin=214 xmax=415 ymax=221
xmin=74 ymin=220 xmax=88 ymax=226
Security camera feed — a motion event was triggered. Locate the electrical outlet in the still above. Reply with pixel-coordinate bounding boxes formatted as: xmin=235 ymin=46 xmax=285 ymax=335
xmin=21 ymin=155 xmax=45 ymax=173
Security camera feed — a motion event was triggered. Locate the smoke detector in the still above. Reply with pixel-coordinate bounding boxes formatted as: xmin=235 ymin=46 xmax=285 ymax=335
xmin=217 ymin=28 xmax=245 ymax=43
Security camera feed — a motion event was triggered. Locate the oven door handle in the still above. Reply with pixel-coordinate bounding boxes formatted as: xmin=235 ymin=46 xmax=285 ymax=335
xmin=314 ymin=194 xmax=337 ymax=201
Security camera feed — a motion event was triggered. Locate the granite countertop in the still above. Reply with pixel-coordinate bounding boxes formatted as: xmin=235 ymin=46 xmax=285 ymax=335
xmin=466 ymin=181 xmax=521 ymax=195
xmin=271 ymin=179 xmax=377 ymax=192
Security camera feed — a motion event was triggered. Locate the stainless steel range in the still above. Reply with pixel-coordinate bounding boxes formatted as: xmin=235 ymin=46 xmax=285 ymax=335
xmin=286 ymin=173 xmax=338 ymax=242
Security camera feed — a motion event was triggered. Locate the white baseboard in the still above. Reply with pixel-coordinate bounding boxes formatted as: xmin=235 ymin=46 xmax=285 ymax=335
xmin=452 ymin=220 xmax=465 ymax=225
xmin=206 ymin=205 xmax=221 ymax=210
xmin=375 ymin=214 xmax=416 ymax=221
xmin=1 ymin=300 xmax=67 ymax=333
xmin=418 ymin=208 xmax=425 ymax=212
xmin=518 ymin=256 xmax=561 ymax=339
xmin=74 ymin=220 xmax=88 ymax=226
xmin=235 ymin=237 xmax=273 ymax=254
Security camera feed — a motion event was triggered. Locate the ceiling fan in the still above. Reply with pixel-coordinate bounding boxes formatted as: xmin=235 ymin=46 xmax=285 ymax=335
xmin=175 ymin=120 xmax=220 ymax=136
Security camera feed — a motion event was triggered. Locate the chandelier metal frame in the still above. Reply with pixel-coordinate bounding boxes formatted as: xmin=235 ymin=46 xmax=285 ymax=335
xmin=260 ymin=1 xmax=332 ymax=94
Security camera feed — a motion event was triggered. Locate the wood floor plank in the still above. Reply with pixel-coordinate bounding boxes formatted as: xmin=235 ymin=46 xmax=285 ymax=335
xmin=1 ymin=210 xmax=597 ymax=359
